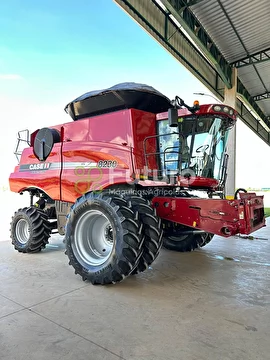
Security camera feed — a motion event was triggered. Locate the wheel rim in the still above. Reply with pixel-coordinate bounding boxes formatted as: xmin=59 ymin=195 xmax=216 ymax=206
xmin=74 ymin=209 xmax=114 ymax=266
xmin=15 ymin=219 xmax=30 ymax=244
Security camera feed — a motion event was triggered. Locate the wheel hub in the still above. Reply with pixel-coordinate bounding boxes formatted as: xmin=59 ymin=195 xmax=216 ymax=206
xmin=104 ymin=225 xmax=113 ymax=244
xmin=15 ymin=219 xmax=30 ymax=244
xmin=74 ymin=209 xmax=115 ymax=266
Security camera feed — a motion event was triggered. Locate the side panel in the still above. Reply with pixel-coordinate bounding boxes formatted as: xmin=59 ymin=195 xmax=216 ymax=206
xmin=54 ymin=109 xmax=134 ymax=145
xmin=60 ymin=142 xmax=134 ymax=203
xmin=59 ymin=109 xmax=135 ymax=203
xmin=9 ymin=144 xmax=62 ymax=199
xmin=130 ymin=109 xmax=159 ymax=176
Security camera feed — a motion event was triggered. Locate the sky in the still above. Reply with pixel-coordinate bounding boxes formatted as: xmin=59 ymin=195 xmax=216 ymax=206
xmin=1 ymin=0 xmax=270 ymax=191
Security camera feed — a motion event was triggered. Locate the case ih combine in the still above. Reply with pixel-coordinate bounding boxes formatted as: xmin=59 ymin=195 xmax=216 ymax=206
xmin=9 ymin=83 xmax=265 ymax=285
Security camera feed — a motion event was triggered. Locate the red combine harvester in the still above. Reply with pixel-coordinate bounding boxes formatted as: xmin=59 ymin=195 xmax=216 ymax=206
xmin=9 ymin=83 xmax=265 ymax=285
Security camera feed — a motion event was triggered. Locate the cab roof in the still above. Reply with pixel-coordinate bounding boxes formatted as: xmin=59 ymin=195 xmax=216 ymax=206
xmin=64 ymin=82 xmax=172 ymax=120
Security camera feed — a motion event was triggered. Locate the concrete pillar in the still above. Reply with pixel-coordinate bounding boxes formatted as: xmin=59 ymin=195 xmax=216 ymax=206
xmin=224 ymin=68 xmax=237 ymax=199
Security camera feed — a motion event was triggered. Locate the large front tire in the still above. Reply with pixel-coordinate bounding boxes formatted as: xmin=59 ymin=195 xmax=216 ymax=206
xmin=64 ymin=192 xmax=144 ymax=285
xmin=125 ymin=195 xmax=163 ymax=274
xmin=10 ymin=207 xmax=51 ymax=253
xmin=112 ymin=193 xmax=163 ymax=274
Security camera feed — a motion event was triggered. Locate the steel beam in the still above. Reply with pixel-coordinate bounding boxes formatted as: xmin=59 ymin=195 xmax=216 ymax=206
xmin=253 ymin=92 xmax=270 ymax=101
xmin=237 ymin=79 xmax=270 ymax=128
xmin=236 ymin=99 xmax=270 ymax=143
xmin=232 ymin=47 xmax=270 ymax=68
xmin=168 ymin=0 xmax=205 ymax=12
xmin=186 ymin=0 xmax=204 ymax=5
xmin=161 ymin=0 xmax=232 ymax=88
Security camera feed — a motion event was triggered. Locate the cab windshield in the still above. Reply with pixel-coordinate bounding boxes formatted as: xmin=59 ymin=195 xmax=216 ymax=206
xmin=157 ymin=116 xmax=231 ymax=180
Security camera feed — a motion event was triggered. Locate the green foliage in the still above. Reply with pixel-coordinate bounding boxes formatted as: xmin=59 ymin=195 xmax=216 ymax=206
xmin=264 ymin=208 xmax=270 ymax=218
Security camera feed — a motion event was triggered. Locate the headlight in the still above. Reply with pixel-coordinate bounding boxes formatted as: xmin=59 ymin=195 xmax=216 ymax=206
xmin=213 ymin=105 xmax=222 ymax=111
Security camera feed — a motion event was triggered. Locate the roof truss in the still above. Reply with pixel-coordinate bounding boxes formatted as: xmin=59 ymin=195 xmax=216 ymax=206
xmin=253 ymin=92 xmax=270 ymax=101
xmin=232 ymin=48 xmax=270 ymax=68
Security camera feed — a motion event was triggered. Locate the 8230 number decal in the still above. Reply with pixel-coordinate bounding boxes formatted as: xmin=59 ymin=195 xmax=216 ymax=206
xmin=97 ymin=160 xmax=118 ymax=168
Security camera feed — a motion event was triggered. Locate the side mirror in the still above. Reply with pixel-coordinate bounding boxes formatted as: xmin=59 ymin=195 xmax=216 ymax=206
xmin=168 ymin=108 xmax=178 ymax=127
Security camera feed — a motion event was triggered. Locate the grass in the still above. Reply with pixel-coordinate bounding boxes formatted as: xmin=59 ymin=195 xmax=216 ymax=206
xmin=264 ymin=208 xmax=270 ymax=218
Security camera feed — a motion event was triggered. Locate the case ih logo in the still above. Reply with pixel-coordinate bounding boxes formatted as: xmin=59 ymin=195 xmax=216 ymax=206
xmin=20 ymin=163 xmax=52 ymax=172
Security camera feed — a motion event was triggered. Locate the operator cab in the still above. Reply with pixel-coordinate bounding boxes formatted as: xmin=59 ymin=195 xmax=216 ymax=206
xmin=149 ymin=103 xmax=237 ymax=191
xmin=157 ymin=110 xmax=233 ymax=176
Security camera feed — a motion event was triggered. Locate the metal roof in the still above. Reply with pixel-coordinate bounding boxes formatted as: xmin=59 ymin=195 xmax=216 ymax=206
xmin=187 ymin=0 xmax=270 ymax=122
xmin=114 ymin=0 xmax=270 ymax=145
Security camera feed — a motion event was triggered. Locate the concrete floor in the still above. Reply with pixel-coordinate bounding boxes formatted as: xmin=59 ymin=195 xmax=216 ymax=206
xmin=0 ymin=219 xmax=269 ymax=360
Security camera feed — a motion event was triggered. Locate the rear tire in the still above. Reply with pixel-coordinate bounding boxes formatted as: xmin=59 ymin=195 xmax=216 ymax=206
xmin=199 ymin=232 xmax=214 ymax=247
xmin=162 ymin=223 xmax=214 ymax=252
xmin=10 ymin=207 xmax=51 ymax=253
xmin=64 ymin=192 xmax=144 ymax=285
